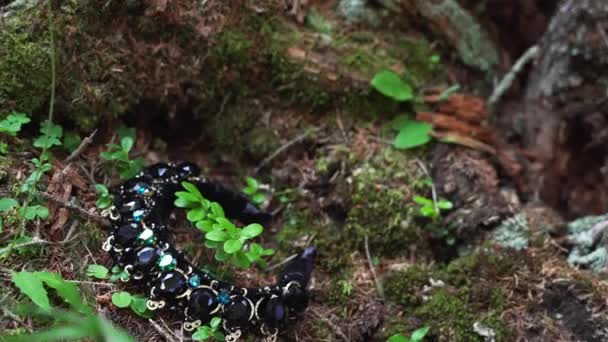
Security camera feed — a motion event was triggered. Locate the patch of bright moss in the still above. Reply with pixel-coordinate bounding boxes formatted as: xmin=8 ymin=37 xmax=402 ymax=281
xmin=342 ymin=148 xmax=428 ymax=256
xmin=415 ymin=289 xmax=510 ymax=342
xmin=0 ymin=31 xmax=50 ymax=116
xmin=384 ymin=265 xmax=430 ymax=307
xmin=277 ymin=205 xmax=353 ymax=272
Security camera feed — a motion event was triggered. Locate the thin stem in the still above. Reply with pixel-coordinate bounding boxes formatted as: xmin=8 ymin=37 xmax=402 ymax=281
xmin=47 ymin=0 xmax=56 ymax=123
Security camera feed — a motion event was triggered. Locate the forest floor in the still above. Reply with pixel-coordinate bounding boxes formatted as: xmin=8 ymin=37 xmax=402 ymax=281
xmin=2 ymin=1 xmax=608 ymax=342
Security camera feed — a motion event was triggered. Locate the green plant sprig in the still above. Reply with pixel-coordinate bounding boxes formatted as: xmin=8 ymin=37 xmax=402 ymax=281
xmin=175 ymin=181 xmax=274 ymax=269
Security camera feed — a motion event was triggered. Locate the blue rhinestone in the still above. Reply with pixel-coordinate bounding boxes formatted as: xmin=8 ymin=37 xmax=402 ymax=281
xmin=188 ymin=275 xmax=201 ymax=288
xmin=133 ymin=210 xmax=145 ymax=222
xmin=136 ymin=186 xmax=147 ymax=194
xmin=216 ymin=290 xmax=231 ymax=305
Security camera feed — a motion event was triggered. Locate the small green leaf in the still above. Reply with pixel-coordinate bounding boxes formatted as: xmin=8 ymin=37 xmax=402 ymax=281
xmin=206 ymin=230 xmax=229 ymax=242
xmin=174 ymin=197 xmax=195 ymax=208
xmin=192 ymin=326 xmax=212 ymax=340
xmin=214 ymin=249 xmax=230 ymax=261
xmin=129 ymin=295 xmax=152 ymax=318
xmin=411 ymin=326 xmax=430 ymax=342
xmin=0 ymin=198 xmax=18 ymax=212
xmin=120 ymin=136 xmax=134 ymax=152
xmin=244 ymin=177 xmax=258 ymax=192
xmin=412 ymin=196 xmax=432 ymax=206
xmin=210 ymin=317 xmax=222 ymax=329
xmin=95 ymin=184 xmax=109 ymax=195
xmin=436 ymin=200 xmax=453 ymax=210
xmin=187 ymin=208 xmax=206 ymax=222
xmin=182 ymin=181 xmax=204 ymax=200
xmin=196 ymin=220 xmax=215 ymax=232
xmin=224 ymin=239 xmax=243 ymax=254
xmin=36 ymin=206 xmax=49 ymax=219
xmin=86 ymin=264 xmax=109 ymax=279
xmin=241 ymin=223 xmax=263 ymax=239
xmin=112 ymin=291 xmax=132 ymax=308
xmin=420 ymin=206 xmax=437 ymax=218
xmin=370 ymin=70 xmax=413 ymax=102
xmin=12 ymin=271 xmax=51 ymax=312
xmin=231 ymin=251 xmax=251 ymax=269
xmin=387 ymin=334 xmax=408 ymax=342
xmin=393 ymin=121 xmax=432 ymax=149
xmin=252 ymin=193 xmax=265 ymax=204
xmin=34 ymin=271 xmax=89 ymax=314
xmin=209 ymin=202 xmax=224 ymax=218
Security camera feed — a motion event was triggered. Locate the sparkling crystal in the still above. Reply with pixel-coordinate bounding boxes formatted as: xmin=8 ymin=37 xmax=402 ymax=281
xmin=264 ymin=297 xmax=287 ymax=328
xmin=133 ymin=182 xmax=151 ymax=196
xmin=132 ymin=246 xmax=161 ymax=271
xmin=157 ymin=253 xmax=176 ymax=271
xmin=283 ymin=284 xmax=308 ymax=312
xmin=216 ymin=290 xmax=231 ymax=305
xmin=132 ymin=209 xmax=145 ymax=222
xmin=146 ymin=163 xmax=174 ymax=179
xmin=119 ymin=199 xmax=144 ymax=214
xmin=155 ymin=271 xmax=187 ymax=299
xmin=114 ymin=223 xmax=140 ymax=246
xmin=137 ymin=228 xmax=155 ymax=245
xmin=187 ymin=289 xmax=217 ymax=323
xmin=176 ymin=162 xmax=200 ymax=178
xmin=188 ymin=274 xmax=201 ymax=288
xmin=223 ymin=296 xmax=251 ymax=325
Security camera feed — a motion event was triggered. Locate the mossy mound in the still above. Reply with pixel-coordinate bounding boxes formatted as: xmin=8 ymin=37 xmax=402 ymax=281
xmin=384 ymin=265 xmax=430 ymax=307
xmin=0 ymin=30 xmax=50 ymax=116
xmin=342 ymin=148 xmax=428 ymax=257
xmin=383 ymin=247 xmax=523 ymax=341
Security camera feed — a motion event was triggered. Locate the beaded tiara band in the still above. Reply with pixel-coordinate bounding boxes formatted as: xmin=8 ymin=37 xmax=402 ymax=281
xmin=101 ymin=162 xmax=315 ymax=341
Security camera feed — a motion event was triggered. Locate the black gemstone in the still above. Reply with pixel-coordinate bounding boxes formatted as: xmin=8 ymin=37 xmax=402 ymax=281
xmin=132 ymin=246 xmax=161 ymax=271
xmin=146 ymin=163 xmax=174 ymax=179
xmin=264 ymin=297 xmax=286 ymax=328
xmin=155 ymin=271 xmax=187 ymax=299
xmin=114 ymin=223 xmax=140 ymax=246
xmin=118 ymin=199 xmax=145 ymax=214
xmin=187 ymin=289 xmax=217 ymax=323
xmin=176 ymin=162 xmax=200 ymax=178
xmin=223 ymin=296 xmax=251 ymax=326
xmin=283 ymin=285 xmax=308 ymax=312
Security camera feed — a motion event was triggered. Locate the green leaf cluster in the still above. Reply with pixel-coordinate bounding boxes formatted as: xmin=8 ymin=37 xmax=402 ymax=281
xmin=95 ymin=184 xmax=113 ymax=209
xmin=192 ymin=317 xmax=225 ymax=341
xmin=175 ymin=181 xmax=274 ymax=269
xmin=387 ymin=326 xmax=430 ymax=342
xmin=370 ymin=70 xmax=433 ymax=150
xmin=100 ymin=126 xmax=144 ymax=179
xmin=11 ymin=271 xmax=90 ymax=314
xmin=0 ymin=112 xmax=30 ymax=136
xmin=412 ymin=195 xmax=453 ymax=221
xmin=110 ymin=291 xmax=152 ymax=318
xmin=242 ymin=176 xmax=267 ymax=205
xmin=33 ymin=120 xmax=63 ymax=149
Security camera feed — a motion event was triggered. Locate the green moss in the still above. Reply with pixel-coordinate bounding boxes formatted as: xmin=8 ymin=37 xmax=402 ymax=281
xmin=342 ymin=148 xmax=427 ymax=256
xmin=423 ymin=0 xmax=499 ymax=72
xmin=384 ymin=265 xmax=430 ymax=307
xmin=415 ymin=289 xmax=510 ymax=342
xmin=277 ymin=205 xmax=353 ymax=272
xmin=0 ymin=31 xmax=50 ymax=115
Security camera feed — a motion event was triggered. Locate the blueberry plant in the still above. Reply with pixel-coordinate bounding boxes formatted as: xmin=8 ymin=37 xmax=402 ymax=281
xmin=175 ymin=181 xmax=274 ymax=269
xmin=370 ymin=70 xmax=433 ymax=150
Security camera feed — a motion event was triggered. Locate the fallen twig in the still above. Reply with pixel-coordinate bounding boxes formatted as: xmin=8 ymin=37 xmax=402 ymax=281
xmin=40 ymin=192 xmax=111 ymax=228
xmin=364 ymin=235 xmax=384 ymax=299
xmin=310 ymin=308 xmax=350 ymax=341
xmin=148 ymin=318 xmax=179 ymax=342
xmin=65 ymin=129 xmax=97 ymax=162
xmin=488 ymin=45 xmax=539 ymax=109
xmin=254 ymin=127 xmax=320 ymax=174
